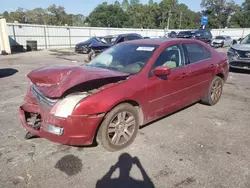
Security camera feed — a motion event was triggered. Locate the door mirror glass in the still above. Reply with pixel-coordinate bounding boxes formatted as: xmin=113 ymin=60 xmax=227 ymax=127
xmin=152 ymin=66 xmax=171 ymax=76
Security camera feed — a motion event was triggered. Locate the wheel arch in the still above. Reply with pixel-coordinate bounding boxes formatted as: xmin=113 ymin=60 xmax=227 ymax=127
xmin=107 ymin=100 xmax=144 ymax=126
xmin=93 ymin=99 xmax=144 ymax=146
xmin=216 ymin=72 xmax=225 ymax=81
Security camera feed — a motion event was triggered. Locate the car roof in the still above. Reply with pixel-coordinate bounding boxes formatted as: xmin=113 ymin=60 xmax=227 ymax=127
xmin=179 ymin=30 xmax=192 ymax=32
xmin=104 ymin=33 xmax=141 ymax=38
xmin=124 ymin=38 xmax=200 ymax=45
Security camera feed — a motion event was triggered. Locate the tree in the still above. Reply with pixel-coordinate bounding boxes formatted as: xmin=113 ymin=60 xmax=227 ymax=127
xmin=47 ymin=5 xmax=68 ymax=25
xmin=201 ymin=0 xmax=238 ymax=28
xmin=122 ymin=0 xmax=130 ymax=10
xmin=114 ymin=1 xmax=121 ymax=7
xmin=130 ymin=0 xmax=140 ymax=6
xmin=86 ymin=3 xmax=128 ymax=27
xmin=241 ymin=0 xmax=250 ymax=27
xmin=148 ymin=0 xmax=154 ymax=6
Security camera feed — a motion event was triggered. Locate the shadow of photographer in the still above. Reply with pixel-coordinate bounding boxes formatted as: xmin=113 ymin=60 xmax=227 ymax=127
xmin=96 ymin=153 xmax=155 ymax=188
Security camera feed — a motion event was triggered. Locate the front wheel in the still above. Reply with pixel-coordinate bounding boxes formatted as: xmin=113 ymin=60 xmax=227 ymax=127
xmin=201 ymin=76 xmax=224 ymax=106
xmin=97 ymin=103 xmax=139 ymax=152
xmin=87 ymin=49 xmax=96 ymax=61
xmin=221 ymin=42 xmax=224 ymax=48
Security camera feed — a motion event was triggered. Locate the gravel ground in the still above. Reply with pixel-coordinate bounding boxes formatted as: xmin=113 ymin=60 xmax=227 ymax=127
xmin=0 ymin=48 xmax=250 ymax=188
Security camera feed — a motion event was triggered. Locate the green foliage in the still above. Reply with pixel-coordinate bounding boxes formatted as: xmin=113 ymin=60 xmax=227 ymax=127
xmin=86 ymin=3 xmax=128 ymax=27
xmin=1 ymin=5 xmax=85 ymax=26
xmin=201 ymin=0 xmax=240 ymax=28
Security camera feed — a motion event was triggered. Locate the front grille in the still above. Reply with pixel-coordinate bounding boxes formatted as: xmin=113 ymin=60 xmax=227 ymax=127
xmin=230 ymin=62 xmax=250 ymax=68
xmin=31 ymin=85 xmax=58 ymax=109
xmin=24 ymin=111 xmax=42 ymax=130
xmin=235 ymin=49 xmax=250 ymax=59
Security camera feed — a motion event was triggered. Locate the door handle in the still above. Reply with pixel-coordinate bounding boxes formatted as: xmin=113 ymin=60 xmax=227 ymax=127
xmin=180 ymin=73 xmax=189 ymax=78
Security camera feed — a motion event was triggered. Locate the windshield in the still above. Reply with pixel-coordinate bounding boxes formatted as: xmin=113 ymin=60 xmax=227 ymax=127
xmin=100 ymin=36 xmax=118 ymax=44
xmin=241 ymin=35 xmax=250 ymax=44
xmin=215 ymin=36 xmax=225 ymax=40
xmin=88 ymin=43 xmax=159 ymax=74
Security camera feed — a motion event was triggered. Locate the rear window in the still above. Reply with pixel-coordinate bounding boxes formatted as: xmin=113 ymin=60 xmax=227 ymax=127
xmin=184 ymin=43 xmax=211 ymax=63
xmin=179 ymin=31 xmax=192 ymax=35
xmin=126 ymin=35 xmax=142 ymax=40
xmin=215 ymin=36 xmax=225 ymax=40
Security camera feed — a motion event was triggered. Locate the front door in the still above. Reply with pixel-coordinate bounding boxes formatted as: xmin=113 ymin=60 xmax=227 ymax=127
xmin=145 ymin=44 xmax=193 ymax=122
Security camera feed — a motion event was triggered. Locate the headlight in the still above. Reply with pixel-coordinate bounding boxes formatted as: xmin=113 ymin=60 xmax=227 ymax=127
xmin=51 ymin=93 xmax=89 ymax=118
xmin=228 ymin=48 xmax=239 ymax=56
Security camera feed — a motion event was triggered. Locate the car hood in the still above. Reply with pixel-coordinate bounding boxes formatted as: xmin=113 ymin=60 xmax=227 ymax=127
xmin=27 ymin=66 xmax=129 ymax=98
xmin=213 ymin=39 xmax=224 ymax=43
xmin=76 ymin=41 xmax=91 ymax=46
xmin=232 ymin=44 xmax=250 ymax=51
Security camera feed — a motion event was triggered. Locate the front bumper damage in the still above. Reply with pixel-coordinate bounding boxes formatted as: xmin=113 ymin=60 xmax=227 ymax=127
xmin=19 ymin=103 xmax=103 ymax=146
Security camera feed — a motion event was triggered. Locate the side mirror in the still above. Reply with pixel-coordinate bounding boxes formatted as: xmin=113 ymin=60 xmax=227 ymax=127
xmin=152 ymin=66 xmax=171 ymax=76
xmin=238 ymin=38 xmax=242 ymax=42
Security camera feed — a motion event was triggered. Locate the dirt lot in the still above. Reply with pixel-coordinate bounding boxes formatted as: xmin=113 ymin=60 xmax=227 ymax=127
xmin=0 ymin=49 xmax=250 ymax=188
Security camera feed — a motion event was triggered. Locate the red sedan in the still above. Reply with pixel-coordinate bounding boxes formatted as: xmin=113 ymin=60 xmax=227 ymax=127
xmin=19 ymin=39 xmax=229 ymax=151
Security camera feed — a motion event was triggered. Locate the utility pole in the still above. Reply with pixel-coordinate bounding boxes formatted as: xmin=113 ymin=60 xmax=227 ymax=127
xmin=167 ymin=9 xmax=171 ymax=31
xmin=179 ymin=12 xmax=183 ymax=29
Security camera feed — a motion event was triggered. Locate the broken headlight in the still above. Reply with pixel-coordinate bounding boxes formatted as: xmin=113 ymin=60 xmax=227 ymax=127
xmin=51 ymin=93 xmax=89 ymax=118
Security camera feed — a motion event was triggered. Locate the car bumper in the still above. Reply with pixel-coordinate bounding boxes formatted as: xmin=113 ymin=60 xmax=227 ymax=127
xmin=212 ymin=42 xmax=222 ymax=47
xmin=228 ymin=54 xmax=250 ymax=70
xmin=19 ymin=103 xmax=103 ymax=146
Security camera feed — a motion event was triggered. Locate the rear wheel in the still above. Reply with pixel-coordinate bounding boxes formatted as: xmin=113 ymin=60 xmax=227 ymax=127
xmin=201 ymin=76 xmax=223 ymax=106
xmin=97 ymin=103 xmax=139 ymax=152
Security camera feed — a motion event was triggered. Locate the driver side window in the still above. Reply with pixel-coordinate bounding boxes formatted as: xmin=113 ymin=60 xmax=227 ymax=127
xmin=117 ymin=37 xmax=125 ymax=43
xmin=152 ymin=45 xmax=184 ymax=70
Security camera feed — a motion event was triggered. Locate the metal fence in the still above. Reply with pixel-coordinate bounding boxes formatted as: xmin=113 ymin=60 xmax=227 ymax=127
xmin=7 ymin=23 xmax=250 ymax=50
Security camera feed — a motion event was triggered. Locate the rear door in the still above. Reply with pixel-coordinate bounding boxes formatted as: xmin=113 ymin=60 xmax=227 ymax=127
xmin=183 ymin=42 xmax=216 ymax=102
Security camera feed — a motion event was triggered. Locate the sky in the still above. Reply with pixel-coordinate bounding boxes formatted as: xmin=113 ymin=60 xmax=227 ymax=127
xmin=0 ymin=0 xmax=244 ymax=16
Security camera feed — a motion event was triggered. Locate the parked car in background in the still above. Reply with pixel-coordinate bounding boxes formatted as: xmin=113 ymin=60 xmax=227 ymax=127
xmin=176 ymin=30 xmax=193 ymax=38
xmin=75 ymin=37 xmax=102 ymax=54
xmin=176 ymin=29 xmax=213 ymax=45
xmin=87 ymin=33 xmax=143 ymax=61
xmin=228 ymin=33 xmax=250 ymax=70
xmin=19 ymin=38 xmax=228 ymax=151
xmin=212 ymin=35 xmax=233 ymax=48
xmin=163 ymin=31 xmax=177 ymax=38
xmin=191 ymin=29 xmax=213 ymax=45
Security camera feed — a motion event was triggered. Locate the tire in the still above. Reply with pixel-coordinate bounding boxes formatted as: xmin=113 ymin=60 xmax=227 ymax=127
xmin=88 ymin=49 xmax=96 ymax=61
xmin=221 ymin=42 xmax=224 ymax=48
xmin=201 ymin=76 xmax=224 ymax=106
xmin=97 ymin=103 xmax=139 ymax=152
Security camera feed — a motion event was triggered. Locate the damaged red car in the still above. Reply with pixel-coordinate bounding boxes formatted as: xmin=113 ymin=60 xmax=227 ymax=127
xmin=19 ymin=39 xmax=229 ymax=151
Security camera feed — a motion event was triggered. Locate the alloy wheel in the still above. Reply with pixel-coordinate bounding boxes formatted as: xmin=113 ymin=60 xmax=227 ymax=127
xmin=211 ymin=80 xmax=222 ymax=102
xmin=107 ymin=111 xmax=136 ymax=146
